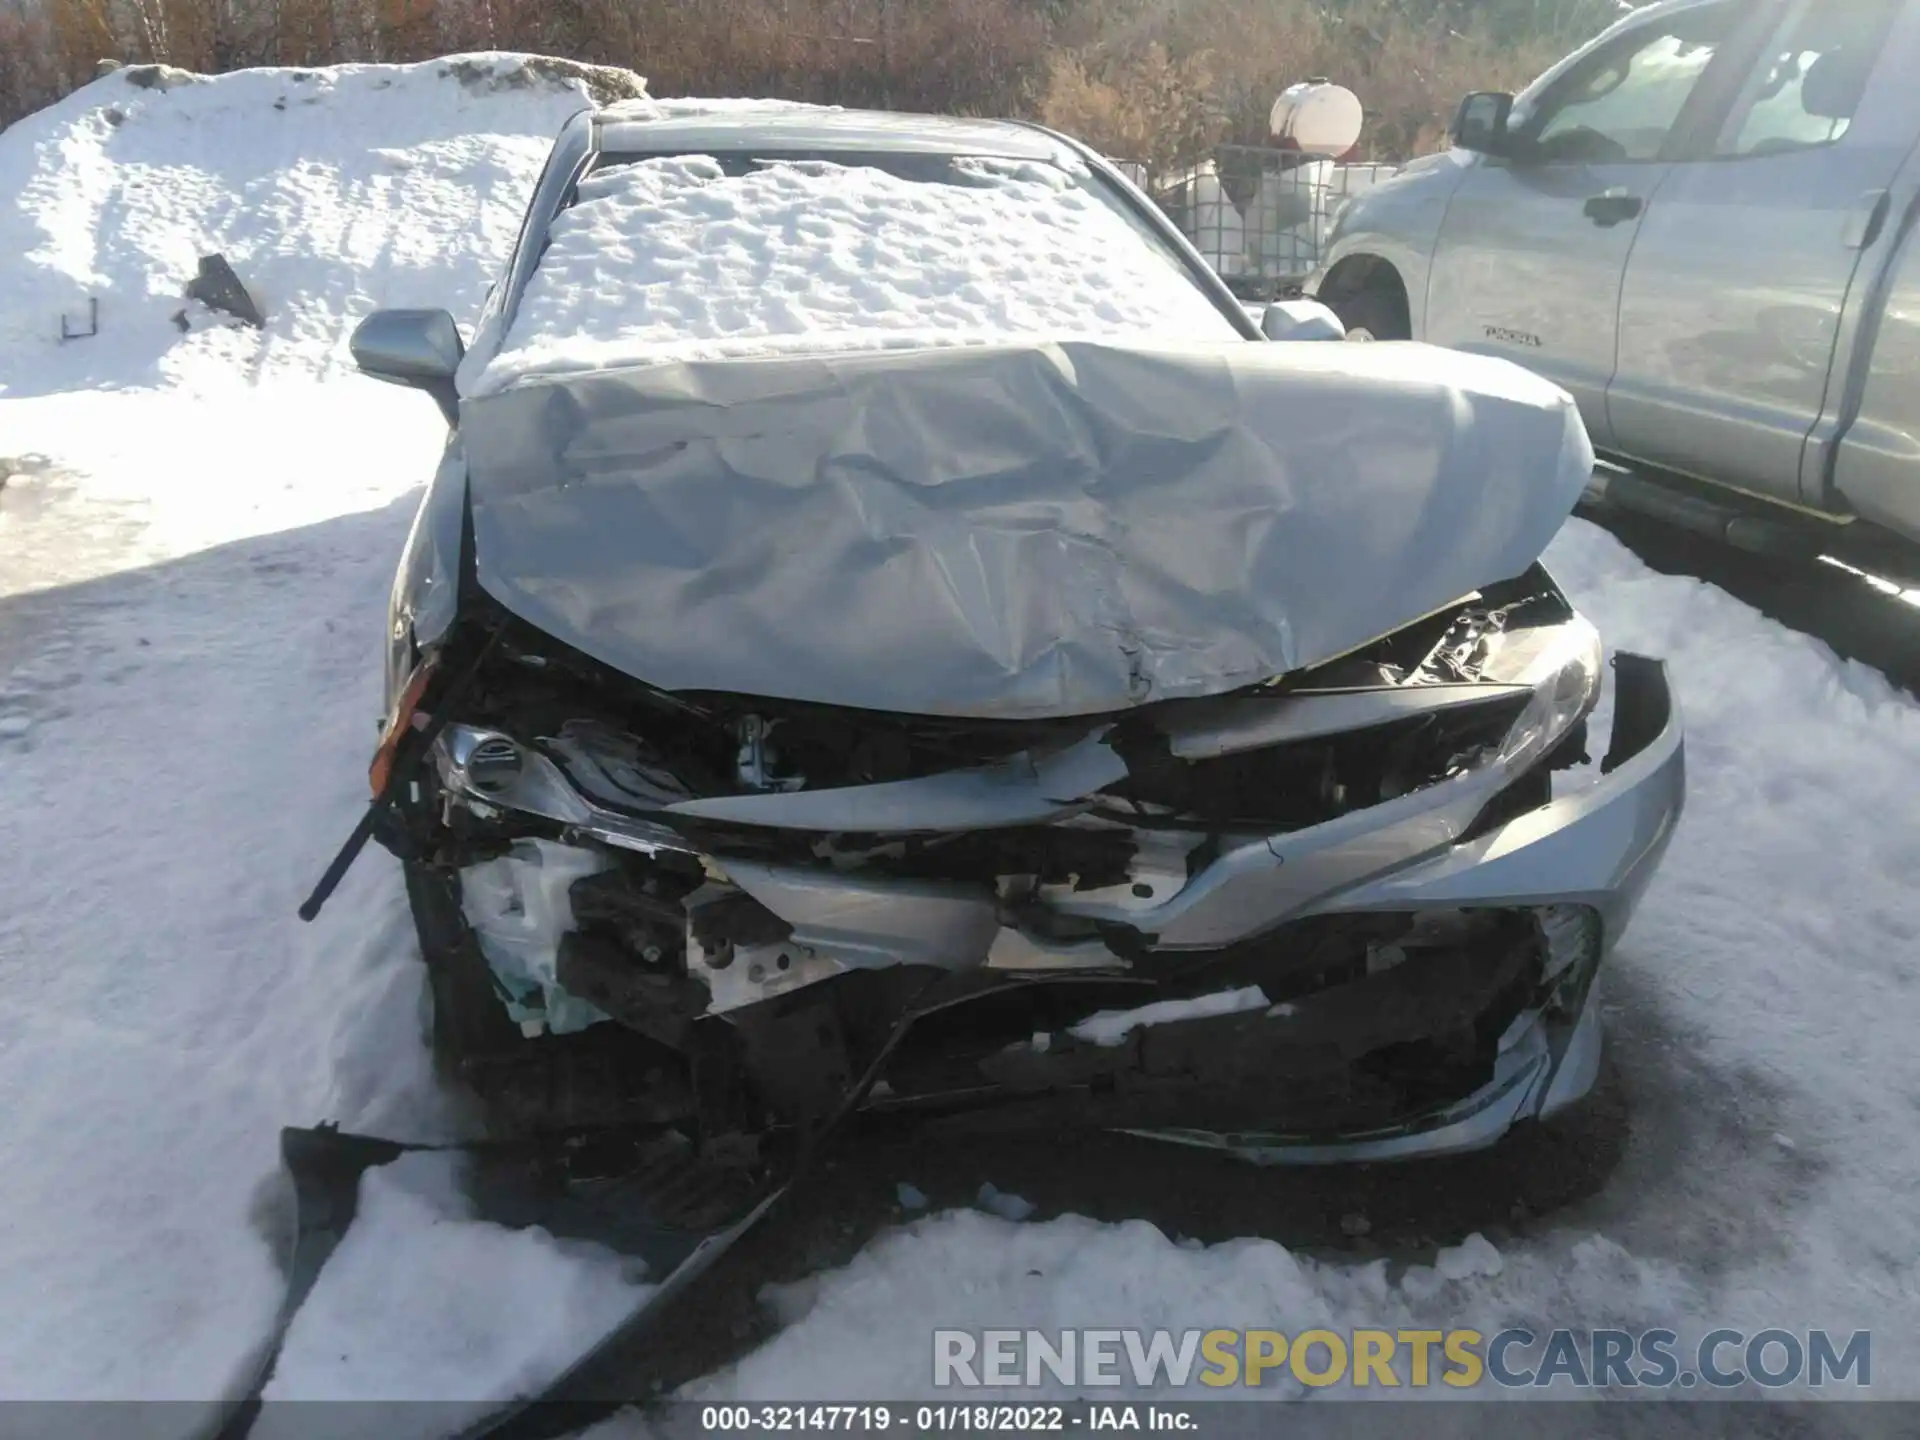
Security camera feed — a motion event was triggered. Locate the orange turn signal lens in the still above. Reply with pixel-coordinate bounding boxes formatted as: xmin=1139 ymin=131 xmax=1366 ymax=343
xmin=369 ymin=658 xmax=438 ymax=799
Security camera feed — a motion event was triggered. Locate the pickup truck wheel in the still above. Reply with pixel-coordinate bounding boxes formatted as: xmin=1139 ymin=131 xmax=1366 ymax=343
xmin=1329 ymin=285 xmax=1410 ymax=343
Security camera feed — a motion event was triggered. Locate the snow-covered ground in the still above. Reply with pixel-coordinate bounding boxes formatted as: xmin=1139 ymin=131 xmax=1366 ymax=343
xmin=3 ymin=54 xmax=1919 ymax=1423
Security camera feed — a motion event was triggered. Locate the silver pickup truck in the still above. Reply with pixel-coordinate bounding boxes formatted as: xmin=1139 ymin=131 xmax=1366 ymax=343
xmin=1307 ymin=0 xmax=1920 ymax=555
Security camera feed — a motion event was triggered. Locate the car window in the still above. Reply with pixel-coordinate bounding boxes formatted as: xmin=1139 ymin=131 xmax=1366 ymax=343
xmin=1715 ymin=0 xmax=1902 ymax=158
xmin=1517 ymin=2 xmax=1742 ymax=164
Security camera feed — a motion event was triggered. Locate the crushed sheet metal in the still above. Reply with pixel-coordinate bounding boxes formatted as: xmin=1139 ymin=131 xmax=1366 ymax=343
xmin=459 ymin=339 xmax=1594 ymax=718
xmin=722 ymin=860 xmax=1001 ymax=969
xmin=667 ymin=726 xmax=1126 ymax=831
xmin=1163 ymin=682 xmax=1532 ymax=760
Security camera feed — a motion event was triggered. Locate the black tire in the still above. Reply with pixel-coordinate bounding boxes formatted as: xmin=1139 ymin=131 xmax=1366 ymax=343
xmin=1328 ymin=284 xmax=1411 ymax=343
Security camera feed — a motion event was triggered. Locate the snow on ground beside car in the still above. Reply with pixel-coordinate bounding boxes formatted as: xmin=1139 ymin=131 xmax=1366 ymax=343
xmin=4 ymin=51 xmax=1920 ymax=1417
xmin=257 ymin=1151 xmax=652 ymax=1433
xmin=468 ymin=153 xmax=1243 ymax=394
xmin=0 ymin=58 xmax=660 ymax=1403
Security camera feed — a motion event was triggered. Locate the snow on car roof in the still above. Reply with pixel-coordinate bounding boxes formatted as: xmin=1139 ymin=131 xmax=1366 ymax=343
xmin=467 ymin=149 xmax=1241 ymax=394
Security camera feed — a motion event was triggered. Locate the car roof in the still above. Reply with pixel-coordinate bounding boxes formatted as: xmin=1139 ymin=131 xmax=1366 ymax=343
xmin=591 ymin=106 xmax=1075 ymax=163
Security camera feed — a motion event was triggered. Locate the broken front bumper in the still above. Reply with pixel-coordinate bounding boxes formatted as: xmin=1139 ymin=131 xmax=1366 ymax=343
xmin=1139 ymin=653 xmax=1683 ymax=1162
xmin=421 ymin=638 xmax=1682 ymax=1164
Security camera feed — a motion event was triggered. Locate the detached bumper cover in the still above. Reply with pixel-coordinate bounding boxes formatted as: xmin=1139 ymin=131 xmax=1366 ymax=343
xmin=1135 ymin=652 xmax=1683 ymax=1163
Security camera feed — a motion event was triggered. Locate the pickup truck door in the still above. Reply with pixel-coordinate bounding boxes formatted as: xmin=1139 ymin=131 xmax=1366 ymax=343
xmin=1424 ymin=0 xmax=1758 ymax=449
xmin=1830 ymin=141 xmax=1920 ymax=542
xmin=1608 ymin=0 xmax=1916 ymax=506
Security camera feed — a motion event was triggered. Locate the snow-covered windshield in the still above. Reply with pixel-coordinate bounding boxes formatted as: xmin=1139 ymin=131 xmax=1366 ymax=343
xmin=477 ymin=149 xmax=1241 ymax=390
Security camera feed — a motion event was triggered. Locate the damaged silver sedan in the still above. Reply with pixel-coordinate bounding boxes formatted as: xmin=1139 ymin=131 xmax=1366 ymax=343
xmin=338 ymin=109 xmax=1686 ymax=1178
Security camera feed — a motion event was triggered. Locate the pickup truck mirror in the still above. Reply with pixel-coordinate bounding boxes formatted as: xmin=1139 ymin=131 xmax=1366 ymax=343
xmin=351 ymin=308 xmax=464 ymax=425
xmin=1452 ymin=91 xmax=1515 ymax=156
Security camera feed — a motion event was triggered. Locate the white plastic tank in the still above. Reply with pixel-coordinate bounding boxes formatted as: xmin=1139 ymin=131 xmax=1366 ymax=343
xmin=1162 ymin=162 xmax=1247 ymax=276
xmin=1269 ymin=80 xmax=1364 ymax=159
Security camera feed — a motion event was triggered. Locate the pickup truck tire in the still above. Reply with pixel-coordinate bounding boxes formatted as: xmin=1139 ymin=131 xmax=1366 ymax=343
xmin=1328 ymin=284 xmax=1410 ymax=343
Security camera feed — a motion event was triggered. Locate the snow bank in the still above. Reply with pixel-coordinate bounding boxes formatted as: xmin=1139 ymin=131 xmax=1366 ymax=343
xmin=0 ymin=54 xmax=657 ymax=1403
xmin=0 ymin=385 xmax=459 ymax=1401
xmin=678 ymin=1209 xmax=1691 ymax=1402
xmin=471 ymin=153 xmax=1242 ymax=393
xmin=0 ymin=54 xmax=633 ymax=398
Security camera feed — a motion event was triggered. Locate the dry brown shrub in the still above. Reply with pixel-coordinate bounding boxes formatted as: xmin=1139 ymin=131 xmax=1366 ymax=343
xmin=9 ymin=0 xmax=1577 ymax=162
xmin=1038 ymin=43 xmax=1223 ymax=175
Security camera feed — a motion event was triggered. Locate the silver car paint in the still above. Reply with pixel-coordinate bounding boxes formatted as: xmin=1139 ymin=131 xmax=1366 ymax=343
xmin=1835 ymin=202 xmax=1920 ymax=534
xmin=455 ymin=340 xmax=1593 ymax=719
xmin=664 ymin=728 xmax=1128 ymax=831
xmin=1314 ymin=151 xmax=1467 ymax=339
xmin=1310 ymin=0 xmax=1920 ymax=542
xmin=1156 ymin=655 xmax=1681 ymax=1163
xmin=1612 ymin=0 xmax=1920 ymax=508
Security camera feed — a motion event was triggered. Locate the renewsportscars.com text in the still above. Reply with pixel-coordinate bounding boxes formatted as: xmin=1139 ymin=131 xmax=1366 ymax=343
xmin=932 ymin=1327 xmax=1871 ymax=1391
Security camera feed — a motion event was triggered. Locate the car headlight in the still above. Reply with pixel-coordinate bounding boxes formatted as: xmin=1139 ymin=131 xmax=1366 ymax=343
xmin=385 ymin=612 xmax=415 ymax=716
xmin=1485 ymin=616 xmax=1604 ymax=770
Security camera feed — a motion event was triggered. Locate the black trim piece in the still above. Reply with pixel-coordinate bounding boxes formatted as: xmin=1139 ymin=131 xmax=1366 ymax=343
xmin=1602 ymin=653 xmax=1673 ymax=776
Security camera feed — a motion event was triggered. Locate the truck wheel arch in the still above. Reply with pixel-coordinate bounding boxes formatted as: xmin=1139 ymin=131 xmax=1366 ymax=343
xmin=1317 ymin=256 xmax=1412 ymax=341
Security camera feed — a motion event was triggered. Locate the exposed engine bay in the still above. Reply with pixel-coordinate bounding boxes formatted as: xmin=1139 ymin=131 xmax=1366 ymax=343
xmin=376 ymin=565 xmax=1628 ymax=1161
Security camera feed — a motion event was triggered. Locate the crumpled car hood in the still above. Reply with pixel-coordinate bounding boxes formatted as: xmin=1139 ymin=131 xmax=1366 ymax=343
xmin=459 ymin=339 xmax=1594 ymax=718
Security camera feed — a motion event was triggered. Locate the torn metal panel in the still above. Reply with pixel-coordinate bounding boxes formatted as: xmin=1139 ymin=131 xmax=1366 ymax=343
xmin=721 ymin=860 xmax=1001 ymax=970
xmin=1160 ymin=683 xmax=1531 ymax=760
xmin=384 ymin=441 xmax=469 ymax=709
xmin=459 ymin=338 xmax=1594 ymax=718
xmin=667 ymin=726 xmax=1127 ymax=831
xmin=1046 ymin=761 xmax=1511 ymax=947
xmin=985 ymin=929 xmax=1131 ymax=972
xmin=434 ymin=723 xmax=698 ymax=857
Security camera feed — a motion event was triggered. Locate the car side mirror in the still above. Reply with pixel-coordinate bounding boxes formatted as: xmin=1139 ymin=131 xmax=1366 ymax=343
xmin=351 ymin=309 xmax=464 ymax=425
xmin=1451 ymin=91 xmax=1515 ymax=156
xmin=1261 ymin=299 xmax=1347 ymax=342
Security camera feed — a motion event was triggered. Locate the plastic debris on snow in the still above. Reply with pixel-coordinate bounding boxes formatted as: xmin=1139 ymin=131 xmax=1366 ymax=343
xmin=976 ymin=1184 xmax=1037 ymax=1224
xmin=1068 ymin=987 xmax=1271 ymax=1048
xmin=1435 ymin=1233 xmax=1505 ymax=1282
xmin=257 ymin=1152 xmax=648 ymax=1430
xmin=468 ymin=153 xmax=1242 ymax=394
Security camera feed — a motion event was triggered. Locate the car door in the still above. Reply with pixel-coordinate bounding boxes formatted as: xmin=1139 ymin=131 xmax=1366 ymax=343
xmin=1424 ymin=0 xmax=1758 ymax=449
xmin=1608 ymin=0 xmax=1916 ymax=506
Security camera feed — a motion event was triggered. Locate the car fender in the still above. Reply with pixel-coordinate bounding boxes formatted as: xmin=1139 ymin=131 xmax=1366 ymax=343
xmin=384 ymin=436 xmax=471 ymax=712
xmin=1306 ymin=151 xmax=1472 ymax=338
